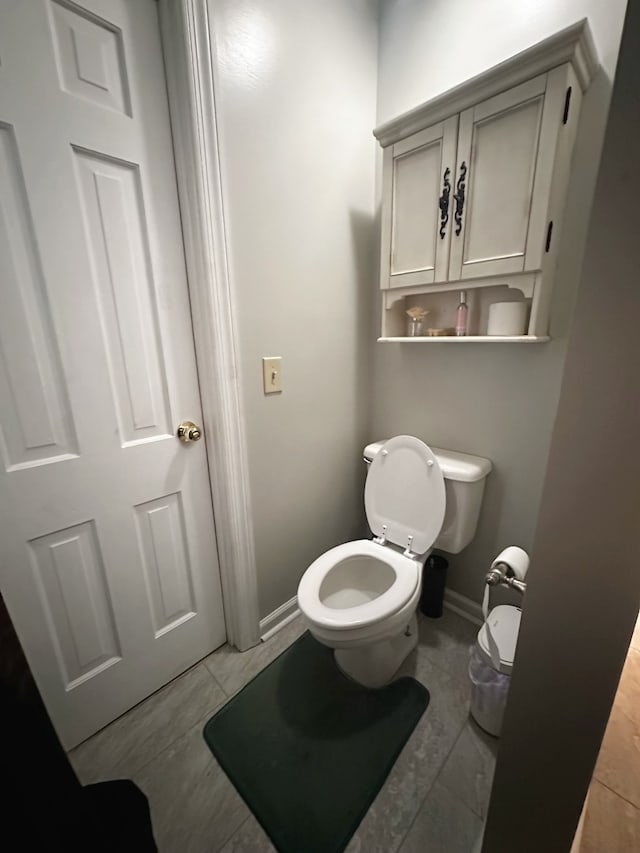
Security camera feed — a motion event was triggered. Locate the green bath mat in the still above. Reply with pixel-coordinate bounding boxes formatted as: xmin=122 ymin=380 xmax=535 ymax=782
xmin=203 ymin=631 xmax=429 ymax=853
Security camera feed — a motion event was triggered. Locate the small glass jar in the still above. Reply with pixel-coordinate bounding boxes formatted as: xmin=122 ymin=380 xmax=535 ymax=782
xmin=407 ymin=317 xmax=424 ymax=337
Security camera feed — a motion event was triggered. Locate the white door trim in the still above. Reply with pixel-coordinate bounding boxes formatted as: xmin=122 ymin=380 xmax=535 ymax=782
xmin=158 ymin=0 xmax=260 ymax=651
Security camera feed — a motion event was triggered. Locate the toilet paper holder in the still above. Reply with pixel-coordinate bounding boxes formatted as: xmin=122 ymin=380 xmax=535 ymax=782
xmin=485 ymin=561 xmax=527 ymax=595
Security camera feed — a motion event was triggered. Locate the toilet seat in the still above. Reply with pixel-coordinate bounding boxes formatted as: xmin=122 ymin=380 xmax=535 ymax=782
xmin=297 ymin=540 xmax=420 ymax=630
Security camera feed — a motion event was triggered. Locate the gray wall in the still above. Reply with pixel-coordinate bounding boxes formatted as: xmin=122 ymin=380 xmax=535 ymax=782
xmin=483 ymin=1 xmax=640 ymax=845
xmin=208 ymin=0 xmax=629 ymax=622
xmin=373 ymin=0 xmax=627 ymax=603
xmin=208 ymin=0 xmax=378 ymax=618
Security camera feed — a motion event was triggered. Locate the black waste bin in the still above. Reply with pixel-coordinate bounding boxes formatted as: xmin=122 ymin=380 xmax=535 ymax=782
xmin=420 ymin=555 xmax=448 ymax=618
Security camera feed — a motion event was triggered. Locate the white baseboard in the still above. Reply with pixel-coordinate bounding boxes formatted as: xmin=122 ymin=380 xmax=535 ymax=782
xmin=259 ymin=596 xmax=300 ymax=642
xmin=444 ymin=588 xmax=484 ymax=626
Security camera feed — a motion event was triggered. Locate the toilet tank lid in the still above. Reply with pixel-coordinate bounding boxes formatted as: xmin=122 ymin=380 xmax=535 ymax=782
xmin=364 ymin=440 xmax=492 ymax=483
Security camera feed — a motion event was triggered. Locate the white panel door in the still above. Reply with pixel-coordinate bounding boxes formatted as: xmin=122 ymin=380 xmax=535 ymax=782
xmin=0 ymin=0 xmax=226 ymax=748
xmin=381 ymin=116 xmax=458 ymax=289
xmin=449 ymin=73 xmax=563 ymax=281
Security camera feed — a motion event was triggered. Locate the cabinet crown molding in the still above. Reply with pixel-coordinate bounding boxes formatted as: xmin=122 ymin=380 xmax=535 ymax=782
xmin=373 ymin=18 xmax=598 ymax=149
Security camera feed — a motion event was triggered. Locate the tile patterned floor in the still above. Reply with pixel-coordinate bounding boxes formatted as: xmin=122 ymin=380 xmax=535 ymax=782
xmin=579 ymin=614 xmax=640 ymax=852
xmin=69 ymin=609 xmax=494 ymax=853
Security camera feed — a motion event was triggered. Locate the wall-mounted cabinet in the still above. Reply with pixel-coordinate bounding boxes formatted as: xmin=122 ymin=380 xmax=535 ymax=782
xmin=375 ymin=20 xmax=598 ymax=342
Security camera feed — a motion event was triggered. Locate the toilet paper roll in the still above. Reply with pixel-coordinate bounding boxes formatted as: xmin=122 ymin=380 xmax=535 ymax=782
xmin=487 ymin=302 xmax=528 ymax=336
xmin=490 ymin=546 xmax=530 ymax=581
xmin=482 ymin=587 xmax=501 ymax=670
xmin=482 ymin=545 xmax=529 ymax=672
xmin=483 ymin=546 xmax=530 ymax=619
xmin=482 ymin=546 xmax=530 ymax=670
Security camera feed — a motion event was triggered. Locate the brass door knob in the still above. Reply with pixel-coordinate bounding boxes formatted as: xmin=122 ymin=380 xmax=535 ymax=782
xmin=177 ymin=421 xmax=202 ymax=443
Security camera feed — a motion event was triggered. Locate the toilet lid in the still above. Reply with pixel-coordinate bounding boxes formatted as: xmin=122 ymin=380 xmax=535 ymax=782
xmin=365 ymin=436 xmax=446 ymax=554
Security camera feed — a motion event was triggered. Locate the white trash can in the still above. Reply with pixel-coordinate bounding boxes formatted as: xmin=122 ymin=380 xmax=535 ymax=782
xmin=469 ymin=604 xmax=521 ymax=737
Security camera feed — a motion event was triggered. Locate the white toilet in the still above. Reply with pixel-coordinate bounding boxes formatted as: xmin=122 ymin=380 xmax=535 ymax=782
xmin=297 ymin=435 xmax=492 ymax=687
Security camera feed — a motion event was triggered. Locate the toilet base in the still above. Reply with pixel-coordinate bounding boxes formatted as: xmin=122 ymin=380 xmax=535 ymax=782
xmin=334 ymin=614 xmax=419 ymax=688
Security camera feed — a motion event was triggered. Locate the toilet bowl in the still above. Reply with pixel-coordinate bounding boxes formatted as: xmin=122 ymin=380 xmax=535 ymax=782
xmin=298 ymin=435 xmax=446 ymax=688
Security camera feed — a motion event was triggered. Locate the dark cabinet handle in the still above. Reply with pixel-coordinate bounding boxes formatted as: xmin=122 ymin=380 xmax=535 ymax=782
xmin=438 ymin=167 xmax=451 ymax=239
xmin=454 ymin=161 xmax=468 ymax=236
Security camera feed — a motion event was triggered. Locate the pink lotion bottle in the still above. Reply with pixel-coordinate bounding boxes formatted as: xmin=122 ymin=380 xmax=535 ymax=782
xmin=455 ymin=290 xmax=468 ymax=336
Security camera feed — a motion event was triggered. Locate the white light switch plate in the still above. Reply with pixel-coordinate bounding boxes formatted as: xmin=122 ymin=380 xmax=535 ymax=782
xmin=262 ymin=357 xmax=282 ymax=394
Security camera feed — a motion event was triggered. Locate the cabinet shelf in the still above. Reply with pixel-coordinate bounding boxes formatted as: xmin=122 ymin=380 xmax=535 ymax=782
xmin=378 ymin=335 xmax=550 ymax=344
xmin=381 ymin=282 xmax=539 ymax=339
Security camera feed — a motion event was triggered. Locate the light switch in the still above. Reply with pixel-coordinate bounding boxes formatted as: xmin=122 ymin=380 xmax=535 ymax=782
xmin=262 ymin=357 xmax=282 ymax=394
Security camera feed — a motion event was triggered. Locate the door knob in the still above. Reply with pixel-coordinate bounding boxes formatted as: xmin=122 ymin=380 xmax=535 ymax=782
xmin=177 ymin=421 xmax=202 ymax=443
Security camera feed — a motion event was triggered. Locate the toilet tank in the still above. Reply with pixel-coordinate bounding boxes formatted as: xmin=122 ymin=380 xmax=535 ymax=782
xmin=363 ymin=440 xmax=492 ymax=554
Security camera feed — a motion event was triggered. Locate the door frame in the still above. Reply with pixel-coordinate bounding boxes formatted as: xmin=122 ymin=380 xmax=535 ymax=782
xmin=158 ymin=0 xmax=260 ymax=651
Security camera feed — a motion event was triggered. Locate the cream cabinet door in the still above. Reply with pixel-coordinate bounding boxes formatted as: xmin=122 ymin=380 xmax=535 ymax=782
xmin=381 ymin=115 xmax=458 ymax=288
xmin=448 ymin=72 xmax=566 ymax=281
